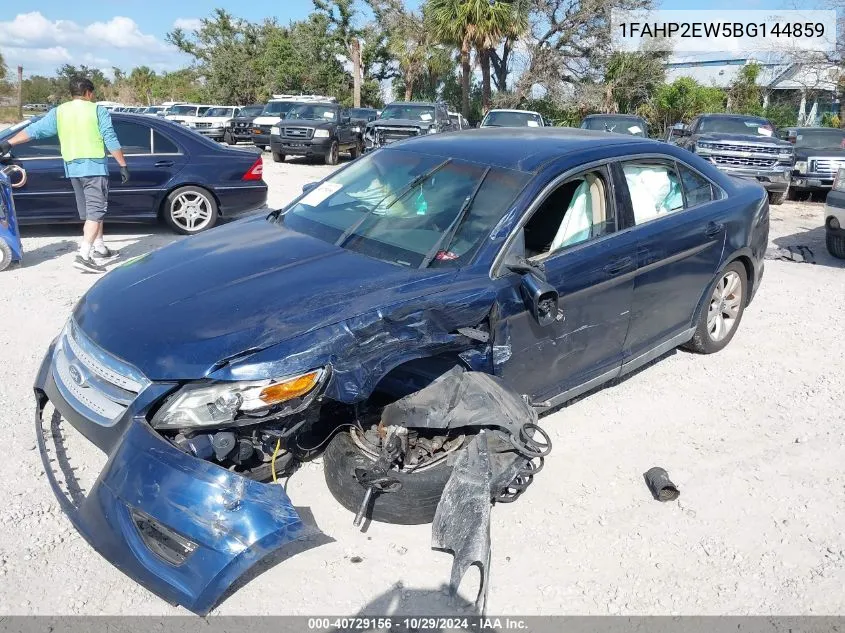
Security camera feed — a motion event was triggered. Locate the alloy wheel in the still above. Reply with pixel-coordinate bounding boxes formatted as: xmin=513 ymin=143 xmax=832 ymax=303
xmin=707 ymin=270 xmax=742 ymax=342
xmin=170 ymin=192 xmax=213 ymax=232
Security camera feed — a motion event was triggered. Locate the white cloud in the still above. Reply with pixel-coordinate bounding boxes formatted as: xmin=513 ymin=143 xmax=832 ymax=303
xmin=85 ymin=17 xmax=168 ymax=51
xmin=172 ymin=18 xmax=203 ymax=32
xmin=0 ymin=12 xmax=187 ymax=76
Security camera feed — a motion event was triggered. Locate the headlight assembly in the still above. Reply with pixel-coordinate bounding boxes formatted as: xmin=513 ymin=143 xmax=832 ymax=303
xmin=151 ymin=368 xmax=326 ymax=429
xmin=794 ymin=160 xmax=808 ymax=174
xmin=313 ymin=129 xmax=330 ymax=138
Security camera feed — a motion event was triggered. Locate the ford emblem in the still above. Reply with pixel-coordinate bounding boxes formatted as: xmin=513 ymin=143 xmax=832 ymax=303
xmin=68 ymin=363 xmax=86 ymax=387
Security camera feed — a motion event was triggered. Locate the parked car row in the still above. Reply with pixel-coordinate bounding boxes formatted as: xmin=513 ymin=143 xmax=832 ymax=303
xmin=0 ymin=113 xmax=268 ymax=235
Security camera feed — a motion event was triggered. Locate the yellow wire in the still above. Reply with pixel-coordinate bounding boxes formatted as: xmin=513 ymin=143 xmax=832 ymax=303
xmin=271 ymin=438 xmax=282 ymax=484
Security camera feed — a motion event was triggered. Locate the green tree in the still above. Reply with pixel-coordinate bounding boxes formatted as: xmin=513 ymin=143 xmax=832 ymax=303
xmin=0 ymin=51 xmax=7 ymax=83
xmin=601 ymin=48 xmax=668 ymax=114
xmin=313 ymin=0 xmax=365 ymax=106
xmin=129 ymin=66 xmax=157 ymax=105
xmin=425 ymin=0 xmax=478 ymax=117
xmin=727 ymin=63 xmax=763 ymax=115
xmin=640 ymin=76 xmax=725 ymax=137
xmin=55 ymin=65 xmax=111 ymax=100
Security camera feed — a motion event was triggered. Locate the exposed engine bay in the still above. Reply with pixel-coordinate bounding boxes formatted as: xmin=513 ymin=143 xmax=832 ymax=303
xmin=157 ymin=365 xmax=551 ymax=613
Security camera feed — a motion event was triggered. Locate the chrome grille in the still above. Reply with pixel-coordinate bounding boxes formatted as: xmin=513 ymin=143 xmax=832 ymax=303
xmin=236 ymin=122 xmax=249 ymax=128
xmin=809 ymin=158 xmax=845 ymax=175
xmin=712 ymin=155 xmax=776 ymax=169
xmin=702 ymin=142 xmax=779 ymax=155
xmin=51 ymin=320 xmax=149 ymax=427
xmin=195 ymin=122 xmax=212 ymax=129
xmin=283 ymin=127 xmax=313 ymax=139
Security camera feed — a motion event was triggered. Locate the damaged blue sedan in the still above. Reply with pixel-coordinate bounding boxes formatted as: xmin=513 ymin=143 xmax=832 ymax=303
xmin=34 ymin=128 xmax=768 ymax=614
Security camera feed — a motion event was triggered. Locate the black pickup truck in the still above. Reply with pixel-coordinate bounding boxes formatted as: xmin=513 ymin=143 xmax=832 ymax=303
xmin=676 ymin=113 xmax=794 ymax=205
xmin=781 ymin=127 xmax=845 ymax=197
xmin=224 ymin=104 xmax=265 ymax=145
xmin=269 ymin=102 xmax=361 ymax=165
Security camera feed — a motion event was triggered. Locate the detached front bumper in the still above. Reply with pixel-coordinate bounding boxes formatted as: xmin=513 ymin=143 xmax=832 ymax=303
xmin=33 ymin=343 xmax=318 ymax=615
xmin=270 ymin=135 xmax=332 ymax=157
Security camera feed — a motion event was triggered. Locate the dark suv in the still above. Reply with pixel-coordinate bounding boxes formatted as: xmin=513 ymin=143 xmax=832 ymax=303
xmin=364 ymin=101 xmax=453 ymax=150
xmin=270 ymin=103 xmax=362 ymax=165
xmin=782 ymin=127 xmax=845 ymax=197
xmin=224 ymin=104 xmax=265 ymax=144
xmin=676 ymin=114 xmax=794 ymax=204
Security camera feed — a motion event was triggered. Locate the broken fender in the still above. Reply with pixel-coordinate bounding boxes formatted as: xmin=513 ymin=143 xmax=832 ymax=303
xmin=35 ymin=375 xmax=322 ymax=615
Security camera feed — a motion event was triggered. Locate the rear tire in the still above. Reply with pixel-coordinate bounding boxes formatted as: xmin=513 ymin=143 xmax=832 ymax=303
xmin=0 ymin=240 xmax=13 ymax=272
xmin=827 ymin=231 xmax=845 ymax=259
xmin=683 ymin=261 xmax=748 ymax=354
xmin=324 ymin=140 xmax=339 ymax=166
xmin=272 ymin=150 xmax=285 ymax=163
xmin=323 ymin=430 xmax=453 ymax=525
xmin=223 ymin=130 xmax=235 ymax=145
xmin=162 ymin=186 xmax=219 ymax=235
xmin=769 ymin=190 xmax=787 ymax=205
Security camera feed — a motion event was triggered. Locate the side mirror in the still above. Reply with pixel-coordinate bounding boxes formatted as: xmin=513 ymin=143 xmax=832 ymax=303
xmin=302 ymin=182 xmax=319 ymax=194
xmin=518 ymin=272 xmax=559 ymax=327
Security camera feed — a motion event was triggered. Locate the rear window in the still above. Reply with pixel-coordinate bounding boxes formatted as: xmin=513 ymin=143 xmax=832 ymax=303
xmin=482 ymin=111 xmax=543 ymax=128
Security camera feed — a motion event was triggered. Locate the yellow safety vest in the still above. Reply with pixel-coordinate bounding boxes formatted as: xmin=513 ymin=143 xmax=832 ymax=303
xmin=55 ymin=100 xmax=105 ymax=162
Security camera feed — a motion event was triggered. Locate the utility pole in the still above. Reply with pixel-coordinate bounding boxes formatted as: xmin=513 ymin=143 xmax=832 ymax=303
xmin=16 ymin=66 xmax=23 ymax=120
xmin=351 ymin=38 xmax=361 ymax=108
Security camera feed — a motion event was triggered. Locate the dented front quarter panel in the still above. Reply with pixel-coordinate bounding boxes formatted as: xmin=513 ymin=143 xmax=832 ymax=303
xmin=214 ymin=272 xmax=503 ymax=401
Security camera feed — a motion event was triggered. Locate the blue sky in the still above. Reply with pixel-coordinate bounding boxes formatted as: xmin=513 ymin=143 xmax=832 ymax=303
xmin=0 ymin=0 xmax=792 ymax=78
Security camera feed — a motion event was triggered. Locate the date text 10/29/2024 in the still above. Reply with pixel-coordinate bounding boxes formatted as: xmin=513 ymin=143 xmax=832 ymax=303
xmin=307 ymin=617 xmax=530 ymax=631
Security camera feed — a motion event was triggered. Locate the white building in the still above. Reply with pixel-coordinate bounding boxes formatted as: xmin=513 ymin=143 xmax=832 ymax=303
xmin=665 ymin=55 xmax=841 ymax=125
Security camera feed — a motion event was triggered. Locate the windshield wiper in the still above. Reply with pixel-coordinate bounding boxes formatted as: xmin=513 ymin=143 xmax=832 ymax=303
xmin=419 ymin=167 xmax=490 ymax=269
xmin=334 ymin=159 xmax=452 ymax=248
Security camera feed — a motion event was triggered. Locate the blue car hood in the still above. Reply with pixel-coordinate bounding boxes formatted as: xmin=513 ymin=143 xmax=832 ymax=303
xmin=74 ymin=215 xmax=452 ymax=380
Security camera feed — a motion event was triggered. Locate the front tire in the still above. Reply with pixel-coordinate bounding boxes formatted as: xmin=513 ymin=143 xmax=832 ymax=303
xmin=827 ymin=231 xmax=845 ymax=259
xmin=162 ymin=186 xmax=219 ymax=235
xmin=323 ymin=430 xmax=453 ymax=525
xmin=349 ymin=138 xmax=362 ymax=160
xmin=272 ymin=150 xmax=285 ymax=163
xmin=324 ymin=140 xmax=339 ymax=166
xmin=769 ymin=189 xmax=787 ymax=205
xmin=683 ymin=261 xmax=748 ymax=354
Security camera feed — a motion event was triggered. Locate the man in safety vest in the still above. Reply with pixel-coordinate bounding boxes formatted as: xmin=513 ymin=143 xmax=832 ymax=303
xmin=0 ymin=77 xmax=130 ymax=273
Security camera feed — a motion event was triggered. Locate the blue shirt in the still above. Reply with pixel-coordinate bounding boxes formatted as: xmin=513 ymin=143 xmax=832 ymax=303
xmin=26 ymin=103 xmax=122 ymax=178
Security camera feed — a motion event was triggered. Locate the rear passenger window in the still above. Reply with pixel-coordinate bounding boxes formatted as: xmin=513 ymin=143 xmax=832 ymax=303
xmin=678 ymin=164 xmax=715 ymax=207
xmin=622 ymin=162 xmax=684 ymax=225
xmin=14 ymin=135 xmax=60 ymax=158
xmin=114 ymin=121 xmax=152 ymax=154
xmin=153 ymin=131 xmax=179 ymax=154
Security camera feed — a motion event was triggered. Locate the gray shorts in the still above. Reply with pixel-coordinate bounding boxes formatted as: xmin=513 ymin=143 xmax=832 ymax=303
xmin=70 ymin=176 xmax=109 ymax=222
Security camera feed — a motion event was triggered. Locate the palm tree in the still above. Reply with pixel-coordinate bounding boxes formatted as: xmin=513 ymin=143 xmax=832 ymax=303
xmin=427 ymin=0 xmax=526 ymax=116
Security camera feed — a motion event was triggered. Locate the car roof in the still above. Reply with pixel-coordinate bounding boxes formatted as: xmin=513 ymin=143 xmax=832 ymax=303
xmin=583 ymin=113 xmax=644 ymax=119
xmin=486 ymin=109 xmax=542 ymax=115
xmin=698 ymin=113 xmax=768 ymax=119
xmin=387 ymin=101 xmax=438 ymax=107
xmin=388 ymin=127 xmax=655 ymax=173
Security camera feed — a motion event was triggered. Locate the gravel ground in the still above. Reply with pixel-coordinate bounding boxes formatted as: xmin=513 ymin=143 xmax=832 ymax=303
xmin=1 ymin=153 xmax=844 ymax=617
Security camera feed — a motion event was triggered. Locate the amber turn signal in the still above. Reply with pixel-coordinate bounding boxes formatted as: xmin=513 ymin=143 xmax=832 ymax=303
xmin=258 ymin=370 xmax=322 ymax=405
